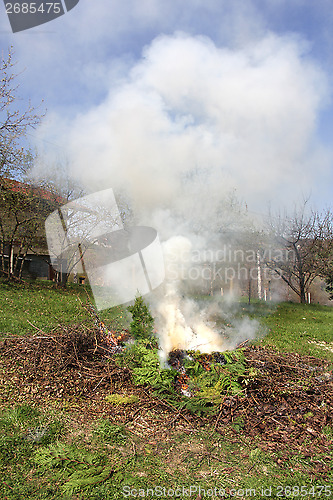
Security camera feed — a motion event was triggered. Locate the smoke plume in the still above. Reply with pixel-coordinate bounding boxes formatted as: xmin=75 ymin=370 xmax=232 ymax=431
xmin=35 ymin=32 xmax=330 ymax=353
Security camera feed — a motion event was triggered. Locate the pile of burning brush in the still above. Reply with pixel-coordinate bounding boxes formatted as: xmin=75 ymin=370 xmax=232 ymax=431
xmin=85 ymin=303 xmax=249 ymax=397
xmin=167 ymin=349 xmax=227 ymax=396
xmin=84 ymin=303 xmax=130 ymax=354
xmin=91 ymin=312 xmax=231 ymax=397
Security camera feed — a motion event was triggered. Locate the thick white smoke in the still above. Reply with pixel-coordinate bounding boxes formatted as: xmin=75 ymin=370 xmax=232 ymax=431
xmin=64 ymin=32 xmax=329 ymax=213
xmin=153 ymin=235 xmax=259 ymax=354
xmin=35 ymin=32 xmax=330 ymax=353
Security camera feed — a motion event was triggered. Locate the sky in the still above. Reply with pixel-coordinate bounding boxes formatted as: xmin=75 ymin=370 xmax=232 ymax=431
xmin=1 ymin=0 xmax=332 ymax=218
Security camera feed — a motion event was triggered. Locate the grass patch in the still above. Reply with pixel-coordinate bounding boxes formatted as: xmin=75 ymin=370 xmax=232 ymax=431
xmin=258 ymin=302 xmax=333 ymax=361
xmin=1 ymin=409 xmax=331 ymax=499
xmin=93 ymin=420 xmax=128 ymax=444
xmin=0 ymin=279 xmax=130 ymax=337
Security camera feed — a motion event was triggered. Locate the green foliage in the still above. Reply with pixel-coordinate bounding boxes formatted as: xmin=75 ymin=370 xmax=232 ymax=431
xmin=0 ymin=402 xmax=40 ymax=425
xmin=116 ymin=340 xmax=178 ymax=395
xmin=231 ymin=416 xmax=245 ymax=432
xmin=116 ymin=343 xmax=255 ymax=416
xmin=104 ymin=393 xmax=138 ymax=405
xmin=322 ymin=425 xmax=333 ymax=437
xmin=34 ymin=443 xmax=118 ymax=497
xmin=0 ymin=432 xmax=34 ymax=465
xmin=127 ymin=295 xmax=154 ymax=341
xmin=180 ymin=350 xmax=254 ymax=416
xmin=93 ymin=420 xmax=127 ymax=444
xmin=0 ymin=403 xmax=65 ymax=467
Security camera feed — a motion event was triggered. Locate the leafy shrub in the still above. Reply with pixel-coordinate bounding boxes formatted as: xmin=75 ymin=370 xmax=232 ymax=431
xmin=127 ymin=295 xmax=154 ymax=341
xmin=178 ymin=350 xmax=252 ymax=416
xmin=121 ymin=298 xmax=257 ymax=416
xmin=116 ymin=341 xmax=256 ymax=416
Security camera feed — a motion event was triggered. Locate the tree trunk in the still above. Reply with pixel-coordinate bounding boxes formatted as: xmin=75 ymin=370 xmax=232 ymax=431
xmin=8 ymin=244 xmax=14 ymax=279
xmin=61 ymin=271 xmax=70 ymax=286
xmin=14 ymin=241 xmax=24 ymax=277
xmin=17 ymin=246 xmax=29 ymax=279
xmin=299 ymin=279 xmax=306 ymax=303
xmin=0 ymin=239 xmax=5 ymax=274
xmin=257 ymin=251 xmax=262 ymax=299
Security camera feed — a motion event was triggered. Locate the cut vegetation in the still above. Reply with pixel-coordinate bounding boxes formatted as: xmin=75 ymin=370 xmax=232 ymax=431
xmin=0 ymin=280 xmax=332 ymax=499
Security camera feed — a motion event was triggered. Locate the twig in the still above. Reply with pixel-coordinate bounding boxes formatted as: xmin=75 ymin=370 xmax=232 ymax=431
xmin=210 ymin=397 xmax=228 ymax=435
xmin=124 ymin=407 xmax=142 ymax=425
xmin=236 ymin=339 xmax=250 ymax=349
xmin=71 ymin=340 xmax=82 ymax=368
xmin=95 ymin=343 xmax=114 ymax=354
xmin=269 ymin=416 xmax=283 ymax=426
xmin=247 ymin=463 xmax=256 ymax=474
xmin=92 ymin=377 xmax=105 ymax=392
xmin=2 ymin=482 xmax=14 ymax=490
xmin=249 ymin=394 xmax=260 ymax=406
xmin=93 ymin=330 xmax=99 ymax=354
xmin=29 ymin=336 xmax=56 ymax=340
xmin=144 ymin=390 xmax=193 ymax=427
xmin=168 ymin=411 xmax=182 ymax=427
xmin=27 ymin=320 xmax=47 ymax=335
xmin=245 ymin=358 xmax=265 ymax=364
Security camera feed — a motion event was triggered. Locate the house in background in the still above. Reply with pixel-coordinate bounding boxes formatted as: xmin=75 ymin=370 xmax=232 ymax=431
xmin=0 ymin=178 xmax=64 ymax=280
xmin=1 ymin=245 xmax=53 ymax=280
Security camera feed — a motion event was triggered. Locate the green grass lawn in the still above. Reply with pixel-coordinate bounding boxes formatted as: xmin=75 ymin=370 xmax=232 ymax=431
xmin=258 ymin=302 xmax=333 ymax=362
xmin=0 ymin=279 xmax=130 ymax=337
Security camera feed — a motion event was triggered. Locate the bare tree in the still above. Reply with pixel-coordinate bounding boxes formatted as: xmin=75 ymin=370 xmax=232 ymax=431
xmin=0 ymin=47 xmax=48 ymax=279
xmin=31 ymin=152 xmax=136 ymax=285
xmin=0 ymin=47 xmax=43 ymax=181
xmin=265 ymin=203 xmax=333 ymax=303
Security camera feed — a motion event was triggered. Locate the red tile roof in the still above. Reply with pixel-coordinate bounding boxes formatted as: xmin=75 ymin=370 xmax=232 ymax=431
xmin=1 ymin=178 xmax=65 ymax=204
